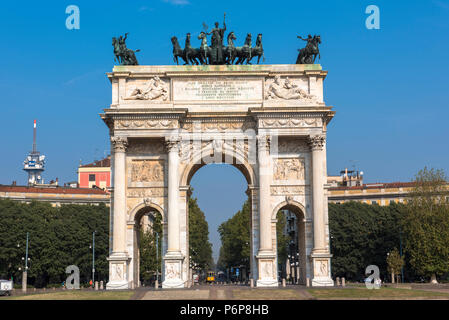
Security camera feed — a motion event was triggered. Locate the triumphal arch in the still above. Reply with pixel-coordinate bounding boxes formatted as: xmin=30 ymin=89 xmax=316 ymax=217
xmin=101 ymin=64 xmax=335 ymax=289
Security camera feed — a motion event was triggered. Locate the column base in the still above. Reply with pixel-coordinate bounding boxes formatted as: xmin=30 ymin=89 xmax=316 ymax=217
xmin=311 ymin=253 xmax=334 ymax=287
xmin=106 ymin=252 xmax=130 ymax=290
xmin=256 ymin=251 xmax=278 ymax=288
xmin=162 ymin=251 xmax=185 ymax=289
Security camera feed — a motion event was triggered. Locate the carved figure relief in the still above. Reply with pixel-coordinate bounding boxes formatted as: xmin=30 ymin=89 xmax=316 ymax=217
xmin=261 ymin=261 xmax=273 ymax=279
xmin=265 ymin=75 xmax=319 ymax=103
xmin=111 ymin=264 xmax=124 ymax=281
xmin=124 ymin=76 xmax=169 ymax=101
xmin=131 ymin=160 xmax=164 ymax=182
xmin=274 ymin=158 xmax=305 ymax=180
xmin=315 ymin=260 xmax=329 ymax=277
xmin=166 ymin=262 xmax=180 ymax=280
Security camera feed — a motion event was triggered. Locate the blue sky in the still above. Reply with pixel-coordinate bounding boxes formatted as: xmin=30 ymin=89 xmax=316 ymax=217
xmin=1 ymin=1 xmax=448 ymax=261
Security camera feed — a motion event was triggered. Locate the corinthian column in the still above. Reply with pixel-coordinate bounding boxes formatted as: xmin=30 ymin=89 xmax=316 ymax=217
xmin=308 ymin=134 xmax=334 ymax=287
xmin=258 ymin=136 xmax=272 ymax=253
xmin=107 ymin=136 xmax=129 ymax=290
xmin=309 ymin=134 xmax=326 ymax=253
xmin=162 ymin=137 xmax=184 ymax=289
xmin=256 ymin=135 xmax=277 ymax=287
xmin=165 ymin=138 xmax=181 ymax=255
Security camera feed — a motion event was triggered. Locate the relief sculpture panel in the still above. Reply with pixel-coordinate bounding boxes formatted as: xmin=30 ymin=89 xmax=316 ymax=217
xmin=131 ymin=160 xmax=164 ymax=182
xmin=274 ymin=158 xmax=305 ymax=180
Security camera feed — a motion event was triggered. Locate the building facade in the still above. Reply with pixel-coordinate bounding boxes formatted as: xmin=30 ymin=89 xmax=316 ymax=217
xmin=78 ymin=157 xmax=111 ymax=190
xmin=0 ymin=185 xmax=110 ymax=207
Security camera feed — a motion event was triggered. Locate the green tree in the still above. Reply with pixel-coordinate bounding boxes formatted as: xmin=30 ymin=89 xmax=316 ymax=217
xmin=0 ymin=200 xmax=109 ymax=287
xmin=402 ymin=167 xmax=449 ymax=283
xmin=328 ymin=202 xmax=404 ymax=281
xmin=217 ymin=199 xmax=251 ymax=271
xmin=139 ymin=212 xmax=162 ymax=284
xmin=189 ymin=197 xmax=213 ymax=272
xmin=276 ymin=211 xmax=291 ymax=277
xmin=386 ymin=248 xmax=405 ymax=284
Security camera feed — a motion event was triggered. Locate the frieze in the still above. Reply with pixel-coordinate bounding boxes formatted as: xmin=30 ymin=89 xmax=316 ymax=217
xmin=277 ymin=139 xmax=309 ymax=153
xmin=259 ymin=117 xmax=322 ymax=129
xmin=127 ymin=140 xmax=165 ymax=154
xmin=115 ymin=119 xmax=177 ymax=130
xmin=270 ymin=185 xmax=305 ymax=195
xmin=127 ymin=188 xmax=166 ymax=198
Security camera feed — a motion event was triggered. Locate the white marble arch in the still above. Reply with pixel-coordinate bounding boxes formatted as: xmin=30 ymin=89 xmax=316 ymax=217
xmin=271 ymin=199 xmax=310 ymax=284
xmin=103 ymin=64 xmax=335 ymax=290
xmin=179 ymin=142 xmax=259 ymax=282
xmin=127 ymin=200 xmax=165 ymax=289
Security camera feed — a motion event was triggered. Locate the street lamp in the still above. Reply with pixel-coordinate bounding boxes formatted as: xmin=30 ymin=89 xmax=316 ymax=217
xmin=89 ymin=231 xmax=96 ymax=286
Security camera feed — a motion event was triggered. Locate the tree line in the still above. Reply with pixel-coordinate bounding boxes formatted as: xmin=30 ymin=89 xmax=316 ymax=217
xmin=217 ymin=167 xmax=449 ymax=283
xmin=0 ymin=200 xmax=109 ymax=287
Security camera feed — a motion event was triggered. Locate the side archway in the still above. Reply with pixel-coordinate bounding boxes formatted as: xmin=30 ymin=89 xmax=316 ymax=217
xmin=272 ymin=199 xmax=309 ymax=285
xmin=127 ymin=201 xmax=165 ymax=289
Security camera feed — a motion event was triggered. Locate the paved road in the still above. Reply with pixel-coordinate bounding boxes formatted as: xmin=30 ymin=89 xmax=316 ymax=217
xmin=137 ymin=285 xmax=313 ymax=300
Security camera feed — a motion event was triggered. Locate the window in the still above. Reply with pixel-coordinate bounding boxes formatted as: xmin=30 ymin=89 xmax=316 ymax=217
xmin=371 ymin=200 xmax=378 ymax=205
xmin=89 ymin=174 xmax=96 ymax=182
xmin=389 ymin=200 xmax=395 ymax=205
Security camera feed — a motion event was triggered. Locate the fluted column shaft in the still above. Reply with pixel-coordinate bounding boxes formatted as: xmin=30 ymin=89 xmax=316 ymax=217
xmin=309 ymin=135 xmax=326 ymax=252
xmin=111 ymin=137 xmax=128 ymax=253
xmin=258 ymin=136 xmax=272 ymax=252
xmin=166 ymin=139 xmax=180 ymax=253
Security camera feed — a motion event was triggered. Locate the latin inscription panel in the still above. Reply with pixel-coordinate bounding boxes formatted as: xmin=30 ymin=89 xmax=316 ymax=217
xmin=173 ymin=77 xmax=262 ymax=101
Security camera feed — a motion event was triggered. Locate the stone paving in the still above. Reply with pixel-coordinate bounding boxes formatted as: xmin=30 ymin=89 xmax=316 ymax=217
xmin=138 ymin=285 xmax=313 ymax=300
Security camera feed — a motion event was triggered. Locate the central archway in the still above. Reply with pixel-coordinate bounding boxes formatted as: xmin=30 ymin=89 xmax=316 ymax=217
xmin=179 ymin=146 xmax=258 ymax=285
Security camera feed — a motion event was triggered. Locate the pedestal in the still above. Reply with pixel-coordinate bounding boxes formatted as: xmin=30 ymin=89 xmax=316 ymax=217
xmin=162 ymin=252 xmax=185 ymax=289
xmin=106 ymin=252 xmax=130 ymax=290
xmin=311 ymin=253 xmax=334 ymax=287
xmin=256 ymin=251 xmax=278 ymax=287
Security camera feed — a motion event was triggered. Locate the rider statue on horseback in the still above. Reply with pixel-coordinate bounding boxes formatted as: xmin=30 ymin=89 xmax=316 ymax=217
xmin=112 ymin=33 xmax=140 ymax=65
xmin=296 ymin=34 xmax=321 ymax=64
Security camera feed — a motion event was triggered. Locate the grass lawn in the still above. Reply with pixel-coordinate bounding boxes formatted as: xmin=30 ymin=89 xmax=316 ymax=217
xmin=307 ymin=287 xmax=449 ymax=299
xmin=232 ymin=289 xmax=306 ymax=300
xmin=5 ymin=290 xmax=134 ymax=300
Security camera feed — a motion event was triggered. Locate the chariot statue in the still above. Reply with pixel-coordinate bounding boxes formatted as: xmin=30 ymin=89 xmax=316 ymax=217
xmin=112 ymin=33 xmax=140 ymax=65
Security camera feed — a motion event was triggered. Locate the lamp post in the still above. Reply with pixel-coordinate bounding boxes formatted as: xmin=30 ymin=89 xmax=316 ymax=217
xmin=155 ymin=232 xmax=159 ymax=289
xmin=92 ymin=231 xmax=95 ymax=285
xmin=21 ymin=232 xmax=29 ymax=293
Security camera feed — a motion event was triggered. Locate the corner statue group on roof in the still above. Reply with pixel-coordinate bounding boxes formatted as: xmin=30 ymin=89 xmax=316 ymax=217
xmin=112 ymin=33 xmax=140 ymax=65
xmin=112 ymin=16 xmax=322 ymax=66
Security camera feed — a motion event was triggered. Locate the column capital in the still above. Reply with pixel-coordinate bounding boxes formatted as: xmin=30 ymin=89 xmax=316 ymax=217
xmin=165 ymin=138 xmax=180 ymax=153
xmin=308 ymin=134 xmax=326 ymax=151
xmin=257 ymin=135 xmax=271 ymax=152
xmin=111 ymin=136 xmax=128 ymax=153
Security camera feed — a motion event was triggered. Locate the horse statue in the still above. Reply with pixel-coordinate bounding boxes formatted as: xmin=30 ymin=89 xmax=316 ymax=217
xmin=112 ymin=33 xmax=139 ymax=65
xmin=223 ymin=31 xmax=237 ymax=65
xmin=171 ymin=36 xmax=187 ymax=65
xmin=234 ymin=33 xmax=252 ymax=65
xmin=184 ymin=33 xmax=203 ymax=65
xmin=198 ymin=32 xmax=211 ymax=65
xmin=248 ymin=33 xmax=264 ymax=64
xmin=296 ymin=35 xmax=321 ymax=64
